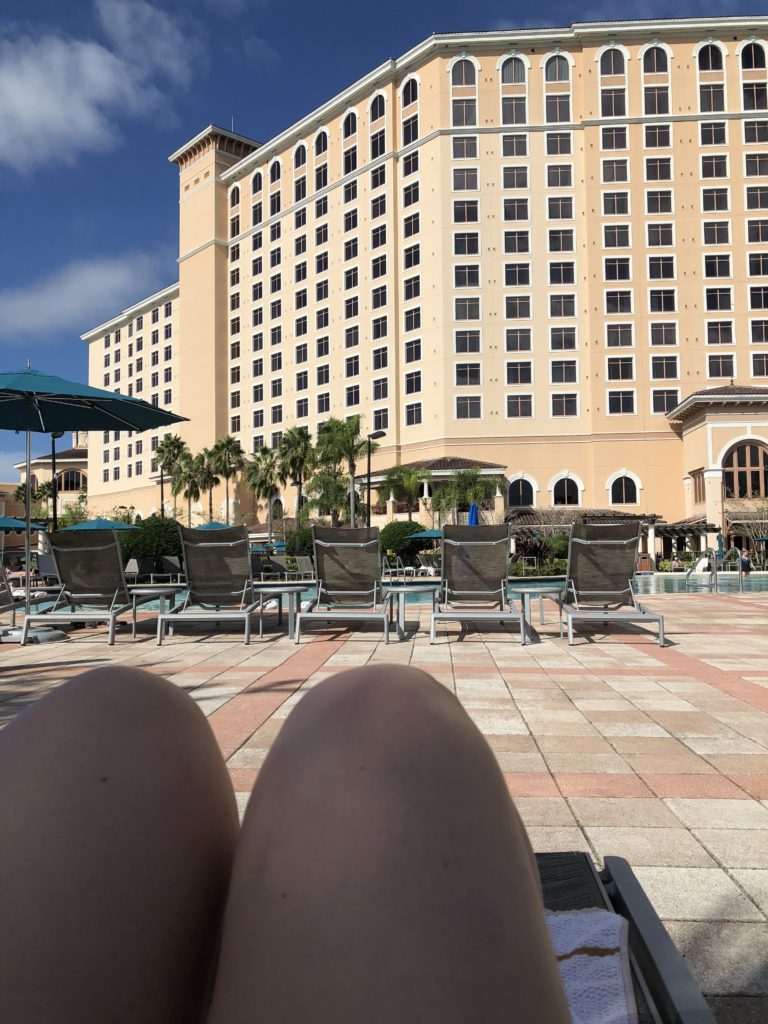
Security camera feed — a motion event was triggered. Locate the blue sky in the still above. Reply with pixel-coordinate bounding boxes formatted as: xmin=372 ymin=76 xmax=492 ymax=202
xmin=0 ymin=0 xmax=764 ymax=476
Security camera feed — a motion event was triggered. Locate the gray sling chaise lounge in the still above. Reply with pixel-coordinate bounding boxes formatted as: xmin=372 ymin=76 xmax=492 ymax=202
xmin=560 ymin=523 xmax=665 ymax=646
xmin=157 ymin=525 xmax=264 ymax=645
xmin=294 ymin=526 xmax=389 ymax=643
xmin=21 ymin=530 xmax=152 ymax=645
xmin=0 ymin=565 xmax=26 ymax=627
xmin=430 ymin=524 xmax=527 ymax=644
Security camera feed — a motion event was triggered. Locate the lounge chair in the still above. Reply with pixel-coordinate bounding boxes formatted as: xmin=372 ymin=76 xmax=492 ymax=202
xmin=21 ymin=530 xmax=153 ymax=645
xmin=124 ymin=556 xmax=154 ymax=584
xmin=560 ymin=523 xmax=665 ymax=646
xmin=151 ymin=555 xmax=185 ymax=584
xmin=430 ymin=524 xmax=527 ymax=644
xmin=268 ymin=554 xmax=294 ymax=580
xmin=35 ymin=552 xmax=60 ymax=585
xmin=294 ymin=526 xmax=389 ymax=643
xmin=0 ymin=565 xmax=26 ymax=627
xmin=250 ymin=551 xmax=278 ymax=581
xmin=538 ymin=851 xmax=714 ymax=1023
xmin=294 ymin=555 xmax=315 ymax=580
xmin=157 ymin=525 xmax=264 ymax=645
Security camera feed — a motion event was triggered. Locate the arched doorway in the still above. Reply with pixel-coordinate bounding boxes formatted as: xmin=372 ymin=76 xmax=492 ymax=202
xmin=722 ymin=440 xmax=768 ymax=555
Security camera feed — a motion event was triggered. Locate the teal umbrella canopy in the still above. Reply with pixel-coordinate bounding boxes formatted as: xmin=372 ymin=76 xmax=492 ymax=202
xmin=194 ymin=521 xmax=230 ymax=530
xmin=0 ymin=515 xmax=45 ymax=532
xmin=0 ymin=369 xmax=187 ymax=433
xmin=411 ymin=529 xmax=443 ymax=540
xmin=61 ymin=517 xmax=138 ymax=531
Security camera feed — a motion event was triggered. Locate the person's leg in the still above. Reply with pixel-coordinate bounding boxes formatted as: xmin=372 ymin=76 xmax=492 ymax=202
xmin=208 ymin=666 xmax=569 ymax=1024
xmin=0 ymin=666 xmax=239 ymax=1024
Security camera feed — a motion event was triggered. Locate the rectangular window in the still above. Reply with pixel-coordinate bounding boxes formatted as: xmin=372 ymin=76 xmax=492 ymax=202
xmin=607 ymin=324 xmax=633 ymax=347
xmin=707 ymin=321 xmax=733 ymax=344
xmin=645 ymin=123 xmax=671 ymax=147
xmin=550 ymin=295 xmax=575 ymax=317
xmin=552 ymin=394 xmax=577 ymax=416
xmin=709 ymin=353 xmax=734 ymax=377
xmin=700 ymin=84 xmax=725 ymax=113
xmin=550 ymin=327 xmax=576 ymax=350
xmin=548 ymin=197 xmax=572 ymax=219
xmin=372 ymin=255 xmax=387 ymax=277
xmin=650 ymin=289 xmax=676 ymax=312
xmin=405 ymin=338 xmax=421 ymax=362
xmin=753 ymin=353 xmax=768 ymax=376
xmin=372 ymin=316 xmax=388 ymax=339
xmin=455 ymin=265 xmax=480 ymax=287
xmin=603 ymin=159 xmax=628 ymax=183
xmin=505 ymin=361 xmax=531 ymax=385
xmin=456 ymin=232 xmax=480 ymax=255
xmin=453 ymin=136 xmax=478 ymax=158
xmin=744 ymin=83 xmax=768 ymax=111
xmin=507 ymin=395 xmax=533 ymax=417
xmin=403 ymin=213 xmax=419 ymax=237
xmin=501 ymin=97 xmax=526 ymax=125
xmin=606 ymin=291 xmax=632 ymax=314
xmin=652 ymin=389 xmax=679 ymax=413
xmin=503 ymin=166 xmax=528 ymax=189
xmin=701 ymin=122 xmax=726 ymax=145
xmin=752 ymin=320 xmax=768 ymax=343
xmin=605 ymin=257 xmax=631 ymax=281
xmin=506 ymin=328 xmax=531 ymax=351
xmin=706 ymin=288 xmax=732 ymax=311
xmin=702 ymin=154 xmax=728 ymax=178
xmin=452 ymin=98 xmax=477 ymax=126
xmin=608 ymin=391 xmax=635 ymax=414
xmin=649 ymin=256 xmax=675 ymax=279
xmin=603 ymin=192 xmax=629 ymax=215
xmin=551 ymin=360 xmax=577 ymax=383
xmin=456 ymin=330 xmax=481 ymax=353
xmin=751 ymin=286 xmax=768 ymax=309
xmin=546 ymin=94 xmax=571 ymax=123
xmin=455 ymin=298 xmax=480 ymax=320
xmin=403 ymin=275 xmax=420 ymax=300
xmin=646 ymin=158 xmax=671 ymax=181
xmin=703 ymin=188 xmax=729 ymax=211
xmin=372 ymin=164 xmax=387 ymax=187
xmin=506 ymin=296 xmax=531 ymax=319
xmin=402 ymin=115 xmax=418 ymax=146
xmin=548 ymin=229 xmax=573 ymax=252
xmin=405 ymin=371 xmax=421 ymax=394
xmin=704 ymin=254 xmax=731 ymax=277
xmin=405 ymin=402 xmax=422 ymax=425
xmin=648 ymin=223 xmax=673 ymax=246
xmin=503 ymin=134 xmax=528 ymax=156
xmin=345 ymin=326 xmax=359 ymax=348
xmin=404 ymin=245 xmax=420 ymax=269
xmin=703 ymin=221 xmax=729 ymax=245
xmin=455 ymin=201 xmax=480 ymax=222
xmin=456 ymin=396 xmax=482 ymax=419
xmin=650 ymin=323 xmax=677 ymax=346
xmin=747 ymin=186 xmax=768 ymax=210
xmin=607 ymin=357 xmax=634 ymax=380
xmin=547 ymin=164 xmax=572 ymax=188
xmin=373 ymin=347 xmax=389 ymax=369
xmin=402 ymin=183 xmax=418 ymax=207
xmin=750 ymin=253 xmax=768 ymax=276
xmin=644 ymin=87 xmax=669 ymax=115
xmin=651 ymin=355 xmax=678 ymax=379
xmin=317 ymin=393 xmax=330 ymax=414
xmin=550 ymin=262 xmax=574 ymax=285
xmin=546 ymin=132 xmax=571 ymax=155
xmin=404 ymin=308 xmax=421 ymax=332
xmin=602 ymin=126 xmax=627 ymax=150
xmin=456 ymin=363 xmax=482 ymax=386
xmin=601 ymin=89 xmax=625 ymax=118
xmin=505 ymin=263 xmax=530 ymax=286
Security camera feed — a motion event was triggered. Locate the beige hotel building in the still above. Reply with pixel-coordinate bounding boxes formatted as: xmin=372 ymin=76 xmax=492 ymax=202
xmin=82 ymin=16 xmax=768 ymax=550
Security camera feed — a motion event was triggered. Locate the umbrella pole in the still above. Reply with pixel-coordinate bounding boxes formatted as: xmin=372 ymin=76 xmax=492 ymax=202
xmin=25 ymin=428 xmax=31 ymax=617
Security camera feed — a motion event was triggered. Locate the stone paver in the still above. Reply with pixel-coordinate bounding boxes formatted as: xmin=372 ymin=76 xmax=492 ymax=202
xmin=3 ymin=591 xmax=768 ymax=1001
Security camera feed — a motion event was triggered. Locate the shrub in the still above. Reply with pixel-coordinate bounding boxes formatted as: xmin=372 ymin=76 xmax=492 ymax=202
xmin=379 ymin=520 xmax=427 ymax=565
xmin=284 ymin=527 xmax=313 ymax=555
xmin=119 ymin=515 xmax=182 ymax=571
xmin=549 ymin=533 xmax=570 ymax=559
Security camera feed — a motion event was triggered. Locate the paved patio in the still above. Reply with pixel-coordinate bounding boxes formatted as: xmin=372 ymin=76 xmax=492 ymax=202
xmin=2 ymin=591 xmax=768 ymax=1019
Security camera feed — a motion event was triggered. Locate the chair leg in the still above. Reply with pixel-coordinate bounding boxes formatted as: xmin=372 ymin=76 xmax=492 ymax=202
xmin=429 ymin=616 xmax=436 ymax=645
xmin=108 ymin=618 xmax=116 ymax=646
xmin=244 ymin=616 xmax=251 ymax=646
xmin=567 ymin=616 xmax=574 ymax=646
xmin=383 ymin=615 xmax=389 ymax=645
xmin=658 ymin=618 xmax=665 ymax=647
xmin=156 ymin=617 xmax=164 ymax=646
xmin=294 ymin=614 xmax=301 ymax=644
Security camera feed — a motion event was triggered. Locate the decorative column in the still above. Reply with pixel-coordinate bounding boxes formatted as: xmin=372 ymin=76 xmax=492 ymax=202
xmin=646 ymin=523 xmax=656 ymax=569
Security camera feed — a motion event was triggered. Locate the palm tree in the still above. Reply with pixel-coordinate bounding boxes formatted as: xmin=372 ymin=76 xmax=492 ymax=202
xmin=278 ymin=426 xmax=313 ymax=524
xmin=155 ymin=434 xmax=188 ymax=518
xmin=315 ymin=416 xmax=368 ymax=526
xmin=380 ymin=466 xmax=431 ymax=521
xmin=305 ymin=467 xmax=349 ymax=527
xmin=171 ymin=451 xmax=202 ymax=526
xmin=198 ymin=448 xmax=221 ymax=522
xmin=13 ymin=481 xmax=37 ymax=506
xmin=212 ymin=435 xmax=245 ymax=525
xmin=244 ymin=447 xmax=281 ymax=543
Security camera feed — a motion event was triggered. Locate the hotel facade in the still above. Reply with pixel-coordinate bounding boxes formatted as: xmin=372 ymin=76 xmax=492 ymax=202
xmin=82 ymin=17 xmax=768 ymax=549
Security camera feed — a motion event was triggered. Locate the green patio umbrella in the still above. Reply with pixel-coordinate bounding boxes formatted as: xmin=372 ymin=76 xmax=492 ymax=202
xmin=61 ymin=517 xmax=139 ymax=531
xmin=0 ymin=368 xmax=187 ymax=640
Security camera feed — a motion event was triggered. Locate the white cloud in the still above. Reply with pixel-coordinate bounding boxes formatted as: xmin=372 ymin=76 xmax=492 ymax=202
xmin=242 ymin=35 xmax=280 ymax=67
xmin=0 ymin=1 xmax=201 ymax=171
xmin=0 ymin=250 xmax=173 ymax=345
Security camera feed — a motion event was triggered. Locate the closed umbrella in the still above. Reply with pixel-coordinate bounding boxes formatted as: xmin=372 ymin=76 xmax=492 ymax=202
xmin=0 ymin=368 xmax=186 ymax=641
xmin=467 ymin=503 xmax=479 ymax=526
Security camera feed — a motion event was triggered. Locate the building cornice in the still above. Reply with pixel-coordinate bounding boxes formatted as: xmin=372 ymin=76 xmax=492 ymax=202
xmin=80 ymin=283 xmax=180 ymax=342
xmin=221 ymin=16 xmax=768 ymax=184
xmin=168 ymin=124 xmax=261 ymax=169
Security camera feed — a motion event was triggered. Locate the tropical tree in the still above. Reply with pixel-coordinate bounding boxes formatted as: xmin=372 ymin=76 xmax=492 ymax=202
xmin=35 ymin=480 xmax=54 ymax=518
xmin=305 ymin=467 xmax=349 ymax=527
xmin=379 ymin=466 xmax=431 ymax=521
xmin=197 ymin=448 xmax=221 ymax=523
xmin=429 ymin=469 xmax=501 ymax=525
xmin=212 ymin=435 xmax=245 ymax=525
xmin=315 ymin=416 xmax=369 ymax=526
xmin=278 ymin=426 xmax=313 ymax=523
xmin=171 ymin=451 xmax=202 ymax=526
xmin=155 ymin=434 xmax=188 ymax=518
xmin=13 ymin=481 xmax=37 ymax=505
xmin=244 ymin=447 xmax=281 ymax=543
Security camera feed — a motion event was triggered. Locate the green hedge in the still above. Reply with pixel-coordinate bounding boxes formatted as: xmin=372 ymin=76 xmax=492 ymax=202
xmin=119 ymin=515 xmax=182 ymax=572
xmin=379 ymin=520 xmax=428 ymax=565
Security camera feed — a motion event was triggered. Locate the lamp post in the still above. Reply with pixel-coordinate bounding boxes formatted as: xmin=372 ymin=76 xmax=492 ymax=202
xmin=50 ymin=431 xmax=64 ymax=532
xmin=366 ymin=430 xmax=386 ymax=528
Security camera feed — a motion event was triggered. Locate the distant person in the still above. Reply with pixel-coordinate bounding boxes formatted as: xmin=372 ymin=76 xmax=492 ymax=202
xmin=694 ymin=555 xmax=711 ymax=573
xmin=741 ymin=553 xmax=752 ymax=576
xmin=671 ymin=556 xmax=683 ymax=571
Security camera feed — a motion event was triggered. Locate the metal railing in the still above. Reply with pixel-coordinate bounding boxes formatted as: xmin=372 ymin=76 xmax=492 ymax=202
xmin=685 ymin=546 xmax=744 ymax=593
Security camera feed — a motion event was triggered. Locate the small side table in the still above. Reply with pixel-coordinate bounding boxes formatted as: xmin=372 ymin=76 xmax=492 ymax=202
xmin=383 ymin=582 xmax=442 ymax=639
xmin=252 ymin=583 xmax=311 ymax=639
xmin=129 ymin=585 xmax=185 ymax=637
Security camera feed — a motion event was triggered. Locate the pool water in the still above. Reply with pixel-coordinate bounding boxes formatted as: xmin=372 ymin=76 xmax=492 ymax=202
xmin=633 ymin=572 xmax=768 ymax=595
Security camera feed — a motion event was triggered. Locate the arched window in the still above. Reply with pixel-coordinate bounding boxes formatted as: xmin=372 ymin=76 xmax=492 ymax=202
xmin=509 ymin=479 xmax=533 ymax=506
xmin=452 ymin=59 xmax=476 ymax=86
xmin=742 ymin=42 xmax=767 ymax=70
xmin=269 ymin=161 xmax=281 ymax=183
xmin=229 ymin=186 xmax=240 ymax=208
xmin=315 ymin=131 xmax=328 ymax=156
xmin=370 ymin=94 xmax=385 ymax=121
xmin=723 ymin=442 xmax=768 ymax=498
xmin=57 ymin=470 xmax=86 ymax=492
xmin=343 ymin=111 xmax=357 ymax=138
xmin=611 ymin=476 xmax=638 ymax=504
xmin=501 ymin=56 xmax=525 ymax=84
xmin=644 ymin=46 xmax=668 ymax=73
xmin=600 ymin=48 xmax=625 ymax=75
xmin=403 ymin=77 xmax=418 ymax=106
xmin=699 ymin=44 xmax=723 ymax=72
xmin=545 ymin=55 xmax=569 ymax=82
xmin=252 ymin=171 xmax=262 ymax=193
xmin=553 ymin=478 xmax=579 ymax=505
xmin=294 ymin=144 xmax=306 ymax=168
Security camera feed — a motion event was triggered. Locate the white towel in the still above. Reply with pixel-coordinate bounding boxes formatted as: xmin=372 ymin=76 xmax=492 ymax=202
xmin=546 ymin=909 xmax=637 ymax=1024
